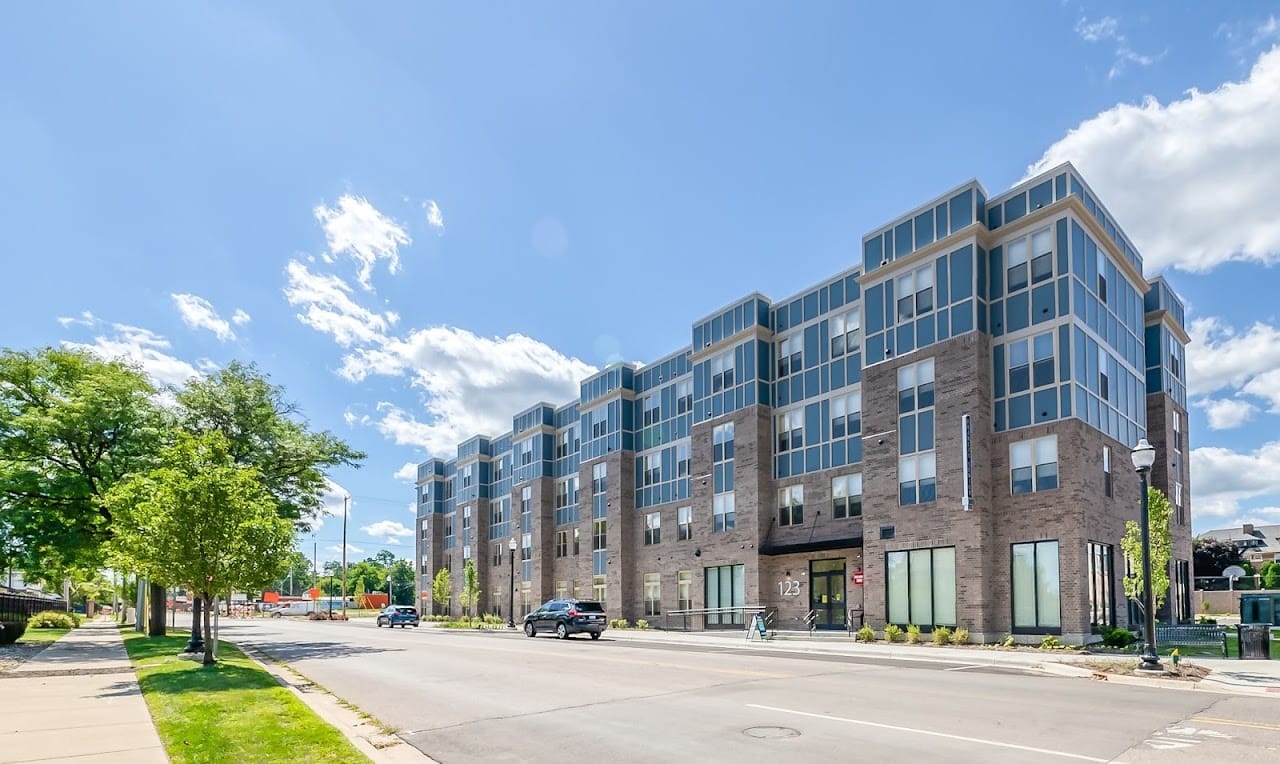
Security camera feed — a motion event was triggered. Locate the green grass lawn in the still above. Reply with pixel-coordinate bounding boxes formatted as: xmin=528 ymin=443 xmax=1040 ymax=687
xmin=121 ymin=629 xmax=368 ymax=764
xmin=18 ymin=628 xmax=70 ymax=644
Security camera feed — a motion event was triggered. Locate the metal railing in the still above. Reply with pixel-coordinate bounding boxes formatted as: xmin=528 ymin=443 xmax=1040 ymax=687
xmin=663 ymin=605 xmax=769 ymax=632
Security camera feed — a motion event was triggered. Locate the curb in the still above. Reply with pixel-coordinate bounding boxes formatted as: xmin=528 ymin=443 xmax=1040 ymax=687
xmin=236 ymin=643 xmax=437 ymax=763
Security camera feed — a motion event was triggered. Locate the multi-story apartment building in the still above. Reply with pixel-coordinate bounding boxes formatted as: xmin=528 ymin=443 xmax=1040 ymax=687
xmin=415 ymin=162 xmax=1192 ymax=644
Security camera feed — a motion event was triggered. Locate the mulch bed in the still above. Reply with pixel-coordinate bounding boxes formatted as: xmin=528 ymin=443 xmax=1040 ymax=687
xmin=0 ymin=640 xmax=54 ymax=672
xmin=1077 ymin=658 xmax=1210 ymax=681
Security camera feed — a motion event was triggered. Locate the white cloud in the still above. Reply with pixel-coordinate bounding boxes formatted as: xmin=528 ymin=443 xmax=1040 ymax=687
xmin=313 ymin=195 xmax=410 ymax=291
xmin=56 ymin=310 xmax=96 ymax=328
xmin=328 ymin=543 xmax=363 ymax=556
xmin=1187 ymin=317 xmax=1280 ymax=410
xmin=231 ymin=309 xmax=251 ymax=326
xmin=63 ymin=322 xmax=201 ymax=388
xmin=393 ymin=462 xmax=418 ymax=483
xmin=1217 ymin=15 xmax=1280 ymax=64
xmin=361 ymin=520 xmax=413 ymax=544
xmin=309 ymin=478 xmax=350 ymax=532
xmin=1027 ymin=46 xmax=1280 ymax=273
xmin=424 ymin=200 xmax=444 ymax=231
xmin=282 ymin=260 xmax=399 ymax=347
xmin=1073 ymin=15 xmax=1158 ymax=80
xmin=1200 ymin=398 xmax=1256 ymax=430
xmin=171 ymin=293 xmax=235 ymax=342
xmin=1191 ymin=441 xmax=1280 ymax=521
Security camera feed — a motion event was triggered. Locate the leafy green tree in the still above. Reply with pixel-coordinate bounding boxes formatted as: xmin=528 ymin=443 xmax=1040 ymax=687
xmin=1261 ymin=561 xmax=1280 ymax=590
xmin=107 ymin=431 xmax=293 ymax=664
xmin=390 ymin=559 xmax=415 ymax=605
xmin=1193 ymin=536 xmax=1245 ymax=578
xmin=0 ymin=348 xmax=166 ymax=578
xmin=375 ymin=549 xmax=396 ymax=568
xmin=459 ymin=558 xmax=481 ymax=624
xmin=278 ymin=551 xmax=314 ymax=596
xmin=1122 ymin=486 xmax=1173 ymax=613
xmin=432 ymin=567 xmax=451 ymax=617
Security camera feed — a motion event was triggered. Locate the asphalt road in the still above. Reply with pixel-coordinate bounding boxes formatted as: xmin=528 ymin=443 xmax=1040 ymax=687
xmin=222 ymin=619 xmax=1280 ymax=763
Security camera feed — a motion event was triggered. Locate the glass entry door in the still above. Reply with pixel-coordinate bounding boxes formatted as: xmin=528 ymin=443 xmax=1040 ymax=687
xmin=810 ymin=559 xmax=846 ymax=629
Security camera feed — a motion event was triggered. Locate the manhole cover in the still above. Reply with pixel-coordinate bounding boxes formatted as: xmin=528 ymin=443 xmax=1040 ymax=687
xmin=743 ymin=726 xmax=801 ymax=739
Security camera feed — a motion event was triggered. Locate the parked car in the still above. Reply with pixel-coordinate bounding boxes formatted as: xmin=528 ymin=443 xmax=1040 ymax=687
xmin=376 ymin=605 xmax=420 ymax=628
xmin=523 ymin=599 xmax=607 ymax=640
xmin=271 ymin=601 xmax=315 ymax=617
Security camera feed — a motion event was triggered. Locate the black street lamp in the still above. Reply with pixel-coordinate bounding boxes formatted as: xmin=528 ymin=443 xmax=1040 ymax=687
xmin=508 ymin=537 xmax=517 ymax=628
xmin=1130 ymin=437 xmax=1161 ymax=672
xmin=387 ymin=574 xmax=393 ymax=607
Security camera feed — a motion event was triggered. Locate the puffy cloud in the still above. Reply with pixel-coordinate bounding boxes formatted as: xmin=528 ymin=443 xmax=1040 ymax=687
xmin=361 ymin=520 xmax=413 ymax=544
xmin=1027 ymin=46 xmax=1280 ymax=273
xmin=63 ymin=322 xmax=201 ymax=388
xmin=309 ymin=478 xmax=350 ymax=532
xmin=393 ymin=462 xmax=418 ymax=483
xmin=328 ymin=543 xmax=363 ymax=556
xmin=313 ymin=195 xmax=410 ymax=291
xmin=171 ymin=293 xmax=235 ymax=341
xmin=424 ymin=200 xmax=444 ymax=231
xmin=282 ymin=260 xmax=399 ymax=347
xmin=1191 ymin=441 xmax=1280 ymax=521
xmin=1186 ymin=317 xmax=1280 ymax=413
xmin=1200 ymin=398 xmax=1257 ymax=430
xmin=231 ymin=309 xmax=251 ymax=326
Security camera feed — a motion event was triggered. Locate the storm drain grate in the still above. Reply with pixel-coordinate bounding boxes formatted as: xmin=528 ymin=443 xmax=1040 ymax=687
xmin=743 ymin=726 xmax=800 ymax=739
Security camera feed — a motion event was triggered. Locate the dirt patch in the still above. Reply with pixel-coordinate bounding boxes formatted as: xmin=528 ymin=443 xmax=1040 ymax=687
xmin=1077 ymin=658 xmax=1210 ymax=681
xmin=0 ymin=641 xmax=54 ymax=672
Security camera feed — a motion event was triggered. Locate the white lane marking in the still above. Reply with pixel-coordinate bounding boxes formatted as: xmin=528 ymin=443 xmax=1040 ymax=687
xmin=745 ymin=703 xmax=1107 ymax=762
xmin=943 ymin=664 xmax=984 ymax=671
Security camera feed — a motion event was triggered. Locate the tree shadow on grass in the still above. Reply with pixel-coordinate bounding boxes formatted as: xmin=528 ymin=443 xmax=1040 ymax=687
xmin=238 ymin=639 xmax=402 ymax=662
xmin=138 ymin=661 xmax=280 ymax=696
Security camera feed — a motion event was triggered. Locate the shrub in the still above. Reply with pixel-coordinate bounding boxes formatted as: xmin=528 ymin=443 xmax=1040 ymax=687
xmin=610 ymin=618 xmax=631 ymax=629
xmin=635 ymin=619 xmax=650 ymax=630
xmin=883 ymin=624 xmax=903 ymax=642
xmin=1101 ymin=627 xmax=1136 ymax=648
xmin=1001 ymin=634 xmax=1017 ymax=648
xmin=931 ymin=626 xmax=953 ymax=645
xmin=856 ymin=625 xmax=875 ymax=642
xmin=953 ymin=628 xmax=971 ymax=645
xmin=1040 ymin=635 xmax=1062 ymax=650
xmin=28 ymin=610 xmax=80 ymax=629
xmin=0 ymin=620 xmax=27 ymax=644
xmin=1196 ymin=616 xmax=1217 ymax=625
xmin=906 ymin=624 xmax=922 ymax=644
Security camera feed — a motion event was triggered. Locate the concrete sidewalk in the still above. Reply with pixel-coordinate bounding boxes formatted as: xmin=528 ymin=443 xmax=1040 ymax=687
xmin=0 ymin=620 xmax=167 ymax=763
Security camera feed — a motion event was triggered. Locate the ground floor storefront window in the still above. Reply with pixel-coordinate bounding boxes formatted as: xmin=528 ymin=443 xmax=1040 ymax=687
xmin=705 ymin=564 xmax=745 ymax=626
xmin=1012 ymin=540 xmax=1060 ymax=633
xmin=886 ymin=547 xmax=955 ymax=627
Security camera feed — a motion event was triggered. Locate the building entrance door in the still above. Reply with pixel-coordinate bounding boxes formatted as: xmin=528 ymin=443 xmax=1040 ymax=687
xmin=809 ymin=559 xmax=846 ymax=630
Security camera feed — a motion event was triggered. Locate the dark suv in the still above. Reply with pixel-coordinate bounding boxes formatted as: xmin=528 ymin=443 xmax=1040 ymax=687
xmin=523 ymin=599 xmax=607 ymax=640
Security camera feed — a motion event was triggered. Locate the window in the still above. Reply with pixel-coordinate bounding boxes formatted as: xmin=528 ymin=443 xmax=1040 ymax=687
xmin=586 ymin=405 xmax=608 ymax=440
xmin=678 ymin=506 xmax=692 ymax=540
xmin=1088 ymin=542 xmax=1114 ymax=632
xmin=1007 ymin=236 xmax=1029 ymax=292
xmin=1012 ymin=540 xmax=1061 ymax=632
xmin=898 ymin=454 xmax=937 ymax=505
xmin=593 ymin=575 xmax=607 ymax=608
xmin=1030 ymin=228 xmax=1053 ymax=284
xmin=1097 ymin=249 xmax=1107 ymax=303
xmin=676 ymin=380 xmax=693 ymax=414
xmin=832 ymin=474 xmax=862 ymax=518
xmin=777 ymin=485 xmax=804 ymax=527
xmin=555 ymin=530 xmax=568 ymax=558
xmin=886 ymin=547 xmax=956 ymax=627
xmin=462 ymin=505 xmax=471 ymax=530
xmin=676 ymin=442 xmax=691 ymax=478
xmin=493 ymin=543 xmax=503 ymax=567
xmin=1011 ymin=436 xmax=1058 ymax=494
xmin=642 ymin=394 xmax=662 ymax=427
xmin=713 ymin=493 xmax=736 ymax=532
xmin=556 ymin=581 xmax=568 ymax=600
xmin=677 ymin=570 xmax=692 ymax=612
xmin=713 ymin=422 xmax=735 ymax=462
xmin=592 ymin=519 xmax=607 ymax=551
xmin=898 ymin=358 xmax=935 ymax=413
xmin=896 ymin=266 xmax=934 ymax=321
xmin=592 ymin=462 xmax=606 ymax=495
xmin=521 ymin=485 xmax=532 ymax=516
xmin=898 ymin=359 xmax=936 ymax=506
xmin=777 ymin=335 xmax=802 ymax=378
xmin=520 ymin=533 xmax=531 ymax=561
xmin=831 ymin=392 xmax=862 ymax=439
xmin=462 ymin=544 xmax=471 ymax=560
xmin=642 ymin=452 xmax=662 ymax=486
xmin=555 ymin=479 xmax=571 ymax=509
xmin=517 ymin=438 xmax=534 ymax=466
xmin=830 ymin=308 xmax=861 ymax=357
xmin=777 ymin=410 xmax=803 ymax=452
xmin=493 ymin=457 xmax=507 ymax=482
xmin=461 ymin=463 xmax=474 ymax=488
xmin=1102 ymin=446 xmax=1112 ymax=497
xmin=644 ymin=511 xmax=661 ymax=545
xmin=705 ymin=564 xmax=745 ymax=625
xmin=1098 ymin=346 xmax=1109 ymax=402
xmin=711 ymin=350 xmax=735 ymax=393
xmin=572 ymin=527 xmax=581 ymax=556
xmin=644 ymin=573 xmax=661 ymax=617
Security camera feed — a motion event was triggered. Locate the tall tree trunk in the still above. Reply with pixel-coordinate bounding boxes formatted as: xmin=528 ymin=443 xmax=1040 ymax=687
xmin=147 ymin=582 xmax=166 ymax=636
xmin=202 ymin=594 xmax=216 ymax=665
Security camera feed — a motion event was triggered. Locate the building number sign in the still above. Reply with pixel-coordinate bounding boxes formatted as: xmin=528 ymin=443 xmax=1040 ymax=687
xmin=778 ymin=578 xmax=802 ymax=596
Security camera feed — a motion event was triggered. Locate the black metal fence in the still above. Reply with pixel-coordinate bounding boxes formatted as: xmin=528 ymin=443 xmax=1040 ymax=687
xmin=1 ymin=590 xmax=63 ymax=638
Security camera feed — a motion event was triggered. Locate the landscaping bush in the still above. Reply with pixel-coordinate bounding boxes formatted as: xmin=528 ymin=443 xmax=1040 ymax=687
xmin=883 ymin=624 xmax=903 ymax=642
xmin=931 ymin=626 xmax=952 ymax=645
xmin=1001 ymin=634 xmax=1017 ymax=648
xmin=855 ymin=625 xmax=875 ymax=642
xmin=1040 ymin=635 xmax=1062 ymax=650
xmin=1101 ymin=626 xmax=1136 ymax=648
xmin=0 ymin=620 xmax=26 ymax=644
xmin=953 ymin=628 xmax=970 ymax=645
xmin=906 ymin=624 xmax=922 ymax=644
xmin=28 ymin=610 xmax=80 ymax=629
xmin=609 ymin=618 xmax=631 ymax=629
xmin=635 ymin=619 xmax=650 ymax=630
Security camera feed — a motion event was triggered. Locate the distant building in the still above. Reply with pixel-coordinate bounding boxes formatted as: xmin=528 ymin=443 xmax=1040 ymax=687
xmin=414 ymin=162 xmax=1193 ymax=643
xmin=1198 ymin=524 xmax=1280 ymax=568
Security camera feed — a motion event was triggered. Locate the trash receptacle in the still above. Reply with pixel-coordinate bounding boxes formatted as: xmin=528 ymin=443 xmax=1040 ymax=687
xmin=1237 ymin=624 xmax=1272 ymax=660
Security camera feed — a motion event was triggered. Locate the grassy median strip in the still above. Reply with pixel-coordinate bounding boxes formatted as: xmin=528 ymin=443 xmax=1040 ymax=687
xmin=121 ymin=629 xmax=368 ymax=764
xmin=18 ymin=627 xmax=71 ymax=644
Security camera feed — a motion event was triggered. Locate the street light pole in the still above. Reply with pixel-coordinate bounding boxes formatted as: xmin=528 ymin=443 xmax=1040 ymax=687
xmin=1131 ymin=438 xmax=1161 ymax=672
xmin=387 ymin=574 xmax=393 ymax=607
xmin=341 ymin=493 xmax=349 ymax=620
xmin=508 ymin=537 xmax=517 ymax=628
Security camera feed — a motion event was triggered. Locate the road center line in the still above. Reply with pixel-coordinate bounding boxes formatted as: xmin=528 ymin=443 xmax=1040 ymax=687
xmin=745 ymin=703 xmax=1107 ymax=762
xmin=1190 ymin=716 xmax=1280 ymax=732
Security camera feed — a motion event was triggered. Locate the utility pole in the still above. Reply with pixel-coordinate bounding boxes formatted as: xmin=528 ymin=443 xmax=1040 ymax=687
xmin=313 ymin=539 xmax=318 ymax=595
xmin=341 ymin=493 xmax=349 ymax=620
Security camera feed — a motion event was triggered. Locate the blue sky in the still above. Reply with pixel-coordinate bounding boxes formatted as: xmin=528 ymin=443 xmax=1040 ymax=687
xmin=3 ymin=2 xmax=1280 ymax=562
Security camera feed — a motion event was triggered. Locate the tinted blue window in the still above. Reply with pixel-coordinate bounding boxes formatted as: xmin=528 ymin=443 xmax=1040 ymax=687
xmin=804 ymin=292 xmax=819 ymax=322
xmin=866 ymin=334 xmax=885 ymax=364
xmin=916 ymin=315 xmax=935 ymax=347
xmin=935 ymin=202 xmax=949 ymax=239
xmin=1032 ymin=283 xmax=1055 ymax=324
xmin=711 ymin=315 xmax=723 ymax=344
xmin=1055 ymin=174 xmax=1067 ymax=201
xmin=830 ymin=279 xmax=844 ymax=309
xmin=866 ymin=285 xmax=885 ymax=334
xmin=832 ymin=439 xmax=845 ymax=466
xmin=1005 ymin=193 xmax=1026 ymax=223
xmin=896 ymin=324 xmax=915 ymax=355
xmin=804 ymin=325 xmax=820 ymax=369
xmin=990 ymin=301 xmax=1004 ymax=337
xmin=1059 ymin=325 xmax=1071 ymax=383
xmin=988 ymin=246 xmax=1004 ymax=299
xmin=1009 ymin=394 xmax=1031 ymax=428
xmin=993 ymin=344 xmax=1006 ymax=398
xmin=1007 ymin=292 xmax=1030 ymax=333
xmin=804 ymin=369 xmax=819 ymax=399
xmin=916 ymin=210 xmax=935 ymax=248
xmin=831 ymin=359 xmax=845 ymax=389
xmin=895 ymin=221 xmax=913 ymax=258
xmin=1060 ymin=386 xmax=1071 ymax=417
xmin=845 ymin=274 xmax=860 ymax=301
xmin=775 ymin=380 xmax=790 ymax=407
xmin=790 ymin=300 xmax=802 ymax=327
xmin=900 ymin=414 xmax=916 ymax=454
xmin=950 ymin=189 xmax=974 ymax=232
xmin=936 ymin=257 xmax=949 ymax=306
xmin=994 ymin=400 xmax=1006 ymax=431
xmin=937 ymin=308 xmax=950 ymax=340
xmin=847 ymin=438 xmax=862 ymax=463
xmin=775 ymin=308 xmax=788 ymax=333
xmin=1034 ymin=389 xmax=1057 ymax=423
xmin=988 ymin=204 xmax=1002 ymax=230
xmin=1056 ymin=219 xmax=1069 ymax=275
xmin=847 ymin=355 xmax=861 ymax=384
xmin=1029 ymin=181 xmax=1052 ymax=211
xmin=950 ymin=245 xmax=973 ymax=301
xmin=951 ymin=301 xmax=974 ymax=335
xmin=1058 ymin=278 xmax=1070 ymax=318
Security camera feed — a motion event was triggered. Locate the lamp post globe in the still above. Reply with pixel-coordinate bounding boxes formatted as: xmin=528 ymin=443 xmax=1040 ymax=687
xmin=508 ymin=537 xmax=518 ymax=628
xmin=1130 ymin=438 xmax=1161 ymax=672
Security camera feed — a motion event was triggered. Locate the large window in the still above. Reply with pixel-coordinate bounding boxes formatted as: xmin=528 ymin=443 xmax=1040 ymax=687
xmin=555 ymin=530 xmax=568 ymax=558
xmin=898 ymin=359 xmax=936 ymax=506
xmin=1102 ymin=446 xmax=1112 ymax=498
xmin=642 ymin=394 xmax=662 ymax=427
xmin=677 ymin=506 xmax=692 ymax=541
xmin=677 ymin=570 xmax=692 ymax=612
xmin=593 ymin=575 xmax=607 ymax=608
xmin=1088 ymin=542 xmax=1114 ymax=632
xmin=644 ymin=511 xmax=661 ymax=545
xmin=832 ymin=473 xmax=862 ymax=519
xmin=705 ymin=564 xmax=745 ymax=626
xmin=644 ymin=573 xmax=661 ymax=617
xmin=1006 ymin=229 xmax=1050 ymax=292
xmin=886 ymin=547 xmax=956 ymax=627
xmin=676 ymin=379 xmax=692 ymax=414
xmin=831 ymin=392 xmax=862 ymax=439
xmin=1011 ymin=436 xmax=1058 ymax=494
xmin=830 ymin=308 xmax=861 ymax=358
xmin=778 ymin=485 xmax=804 ymax=527
xmin=777 ymin=410 xmax=803 ymax=452
xmin=777 ymin=335 xmax=802 ymax=378
xmin=1012 ymin=540 xmax=1061 ymax=632
xmin=713 ymin=422 xmax=735 ymax=533
xmin=713 ymin=494 xmax=736 ymax=532
xmin=710 ymin=350 xmax=735 ymax=393
xmin=896 ymin=265 xmax=934 ymax=322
